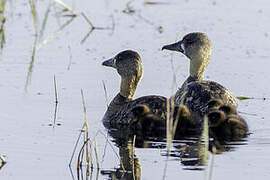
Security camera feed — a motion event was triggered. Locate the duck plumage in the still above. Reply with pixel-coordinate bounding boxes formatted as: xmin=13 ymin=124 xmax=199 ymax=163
xmin=162 ymin=32 xmax=238 ymax=115
xmin=102 ymin=50 xmax=176 ymax=129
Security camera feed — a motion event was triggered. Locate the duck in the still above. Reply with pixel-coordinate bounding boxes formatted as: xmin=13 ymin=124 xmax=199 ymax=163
xmin=162 ymin=32 xmax=237 ymax=116
xmin=207 ymin=103 xmax=249 ymax=141
xmin=102 ymin=50 xmax=192 ymax=130
xmin=129 ymin=104 xmax=200 ymax=137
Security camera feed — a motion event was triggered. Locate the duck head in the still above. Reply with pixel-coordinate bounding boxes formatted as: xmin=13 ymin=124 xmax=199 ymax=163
xmin=207 ymin=110 xmax=226 ymax=127
xmin=219 ymin=104 xmax=237 ymax=115
xmin=207 ymin=99 xmax=223 ymax=111
xmin=131 ymin=104 xmax=150 ymax=118
xmin=162 ymin=32 xmax=211 ymax=81
xmin=174 ymin=104 xmax=191 ymax=119
xmin=102 ymin=50 xmax=143 ymax=99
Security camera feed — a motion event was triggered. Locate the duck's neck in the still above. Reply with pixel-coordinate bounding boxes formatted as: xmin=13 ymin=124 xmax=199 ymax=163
xmin=188 ymin=51 xmax=211 ymax=83
xmin=120 ymin=76 xmax=139 ymax=100
xmin=106 ymin=76 xmax=140 ymax=114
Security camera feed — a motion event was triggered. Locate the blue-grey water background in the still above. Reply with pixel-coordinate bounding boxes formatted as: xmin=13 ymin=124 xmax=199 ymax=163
xmin=0 ymin=0 xmax=270 ymax=179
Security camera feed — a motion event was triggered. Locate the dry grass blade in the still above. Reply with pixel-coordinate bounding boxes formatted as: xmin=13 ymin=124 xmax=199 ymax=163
xmin=37 ymin=16 xmax=75 ymax=49
xmin=0 ymin=0 xmax=7 ymax=50
xmin=29 ymin=0 xmax=38 ymax=34
xmin=237 ymin=96 xmax=254 ymax=100
xmin=54 ymin=75 xmax=58 ymax=104
xmin=24 ymin=36 xmax=38 ymax=92
xmin=69 ymin=126 xmax=84 ymax=166
xmin=0 ymin=154 xmax=6 ymax=170
xmin=80 ymin=28 xmax=94 ymax=44
xmin=80 ymin=13 xmax=114 ymax=44
xmin=55 ymin=0 xmax=76 ymax=16
xmin=39 ymin=2 xmax=51 ymax=43
xmin=81 ymin=12 xmax=95 ymax=29
xmin=132 ymin=136 xmax=136 ymax=180
xmin=102 ymin=80 xmax=109 ymax=108
xmin=94 ymin=140 xmax=100 ymax=169
xmin=0 ymin=0 xmax=7 ymax=13
xmin=95 ymin=130 xmax=126 ymax=171
xmin=67 ymin=45 xmax=72 ymax=70
xmin=53 ymin=75 xmax=59 ymax=127
xmin=0 ymin=155 xmax=5 ymax=163
xmin=199 ymin=115 xmax=209 ymax=166
xmin=166 ymin=98 xmax=173 ymax=155
xmin=80 ymin=89 xmax=93 ymax=169
xmin=144 ymin=1 xmax=170 ymax=5
xmin=208 ymin=147 xmax=216 ymax=180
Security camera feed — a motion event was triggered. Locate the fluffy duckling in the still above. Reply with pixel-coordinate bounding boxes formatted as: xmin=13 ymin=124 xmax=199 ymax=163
xmin=130 ymin=104 xmax=200 ymax=137
xmin=162 ymin=32 xmax=237 ymax=115
xmin=207 ymin=99 xmax=223 ymax=112
xmin=102 ymin=50 xmax=169 ymax=129
xmin=207 ymin=105 xmax=249 ymax=141
xmin=129 ymin=105 xmax=165 ymax=136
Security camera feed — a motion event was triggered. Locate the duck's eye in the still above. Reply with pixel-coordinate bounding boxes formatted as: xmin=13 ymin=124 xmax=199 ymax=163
xmin=117 ymin=55 xmax=122 ymax=60
xmin=185 ymin=39 xmax=196 ymax=45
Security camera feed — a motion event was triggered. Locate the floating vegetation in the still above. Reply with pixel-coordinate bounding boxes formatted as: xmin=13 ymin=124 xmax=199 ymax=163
xmin=0 ymin=0 xmax=7 ymax=50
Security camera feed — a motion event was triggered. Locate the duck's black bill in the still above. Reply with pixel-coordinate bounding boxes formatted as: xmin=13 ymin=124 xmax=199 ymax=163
xmin=162 ymin=41 xmax=184 ymax=53
xmin=102 ymin=58 xmax=116 ymax=68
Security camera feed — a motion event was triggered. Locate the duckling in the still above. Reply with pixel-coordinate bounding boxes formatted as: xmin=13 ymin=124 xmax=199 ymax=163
xmin=219 ymin=104 xmax=237 ymax=115
xmin=102 ymin=50 xmax=170 ymax=129
xmin=207 ymin=110 xmax=226 ymax=128
xmin=129 ymin=105 xmax=165 ymax=136
xmin=130 ymin=104 xmax=201 ymax=137
xmin=207 ymin=99 xmax=223 ymax=112
xmin=162 ymin=32 xmax=237 ymax=115
xmin=207 ymin=106 xmax=249 ymax=141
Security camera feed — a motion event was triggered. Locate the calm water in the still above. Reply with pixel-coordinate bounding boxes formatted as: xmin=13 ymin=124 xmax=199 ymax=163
xmin=1 ymin=0 xmax=270 ymax=179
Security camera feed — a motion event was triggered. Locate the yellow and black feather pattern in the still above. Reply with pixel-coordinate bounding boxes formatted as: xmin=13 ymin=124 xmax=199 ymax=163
xmin=175 ymin=80 xmax=237 ymax=115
